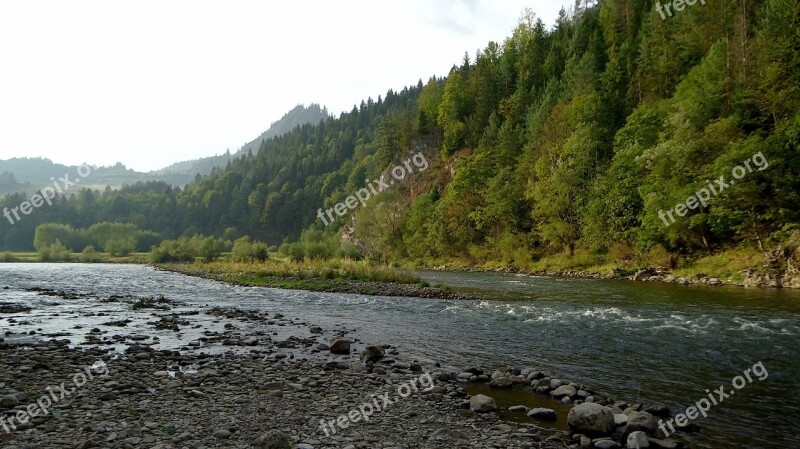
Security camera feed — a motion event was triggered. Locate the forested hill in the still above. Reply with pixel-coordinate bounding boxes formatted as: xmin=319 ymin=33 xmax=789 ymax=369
xmin=152 ymin=104 xmax=330 ymax=184
xmin=2 ymin=0 xmax=798 ymax=272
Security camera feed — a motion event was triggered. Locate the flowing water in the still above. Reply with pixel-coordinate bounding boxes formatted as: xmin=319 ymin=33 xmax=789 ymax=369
xmin=1 ymin=264 xmax=798 ymax=448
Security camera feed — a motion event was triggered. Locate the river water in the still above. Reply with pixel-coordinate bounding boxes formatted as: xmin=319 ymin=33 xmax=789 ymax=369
xmin=1 ymin=263 xmax=798 ymax=448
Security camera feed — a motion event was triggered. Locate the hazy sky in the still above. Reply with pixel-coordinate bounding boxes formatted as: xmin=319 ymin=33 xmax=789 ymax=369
xmin=0 ymin=0 xmax=571 ymax=172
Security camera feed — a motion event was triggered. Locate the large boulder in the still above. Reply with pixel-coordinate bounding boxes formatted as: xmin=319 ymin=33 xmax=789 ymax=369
xmin=360 ymin=345 xmax=385 ymax=363
xmin=568 ymin=403 xmax=615 ymax=436
xmin=469 ymin=394 xmax=497 ymax=413
xmin=329 ymin=337 xmax=351 ymax=355
xmin=551 ymin=385 xmax=577 ymax=398
xmin=624 ymin=411 xmax=659 ymax=436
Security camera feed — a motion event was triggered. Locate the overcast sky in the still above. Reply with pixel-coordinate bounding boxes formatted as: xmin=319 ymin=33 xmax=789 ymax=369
xmin=0 ymin=0 xmax=571 ymax=172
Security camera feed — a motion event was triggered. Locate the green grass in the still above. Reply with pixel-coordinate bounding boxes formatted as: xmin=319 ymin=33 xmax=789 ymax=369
xmin=0 ymin=251 xmax=150 ymax=263
xmin=674 ymin=248 xmax=763 ymax=283
xmin=162 ymin=257 xmax=421 ymax=286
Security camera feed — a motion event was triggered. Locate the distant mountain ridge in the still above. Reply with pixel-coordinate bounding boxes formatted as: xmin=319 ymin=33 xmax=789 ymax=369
xmin=153 ymin=104 xmax=329 ymax=183
xmin=0 ymin=104 xmax=329 ymax=194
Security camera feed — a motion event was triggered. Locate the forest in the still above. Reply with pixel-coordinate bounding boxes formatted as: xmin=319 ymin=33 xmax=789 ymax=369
xmin=2 ymin=0 xmax=798 ymax=274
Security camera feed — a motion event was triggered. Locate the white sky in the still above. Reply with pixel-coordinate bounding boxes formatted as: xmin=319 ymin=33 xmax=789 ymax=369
xmin=0 ymin=0 xmax=571 ymax=172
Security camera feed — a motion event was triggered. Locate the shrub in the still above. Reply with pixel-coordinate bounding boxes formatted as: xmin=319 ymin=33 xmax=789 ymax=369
xmin=38 ymin=240 xmax=71 ymax=262
xmin=149 ymin=238 xmax=197 ymax=263
xmin=104 ymin=238 xmax=136 ymax=257
xmin=231 ymin=236 xmax=269 ymax=262
xmin=198 ymin=237 xmax=225 ymax=262
xmin=80 ymin=245 xmax=104 ymax=263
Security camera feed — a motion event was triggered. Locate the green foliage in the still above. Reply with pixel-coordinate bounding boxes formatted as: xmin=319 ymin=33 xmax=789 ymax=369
xmin=38 ymin=240 xmax=71 ymax=262
xmin=231 ymin=236 xmax=269 ymax=262
xmin=79 ymin=245 xmax=104 ymax=263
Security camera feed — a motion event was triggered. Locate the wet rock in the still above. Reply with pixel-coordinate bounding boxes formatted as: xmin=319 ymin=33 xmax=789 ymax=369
xmin=625 ymin=411 xmax=659 ymax=436
xmin=328 ymin=337 xmax=351 ymax=354
xmin=527 ymin=408 xmax=557 ymax=420
xmin=643 ymin=405 xmax=671 ymax=418
xmin=360 ymin=345 xmax=385 ymax=363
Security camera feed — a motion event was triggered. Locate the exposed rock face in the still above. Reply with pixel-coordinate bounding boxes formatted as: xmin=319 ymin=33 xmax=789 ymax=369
xmin=744 ymin=231 xmax=800 ymax=288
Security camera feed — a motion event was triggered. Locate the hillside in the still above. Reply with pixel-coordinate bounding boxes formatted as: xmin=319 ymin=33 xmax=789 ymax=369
xmin=2 ymin=0 xmax=798 ymax=278
xmin=0 ymin=104 xmax=330 ymax=193
xmin=152 ymin=104 xmax=330 ymax=184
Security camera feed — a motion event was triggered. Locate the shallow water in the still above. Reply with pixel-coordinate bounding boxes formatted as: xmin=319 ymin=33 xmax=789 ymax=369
xmin=1 ymin=264 xmax=798 ymax=448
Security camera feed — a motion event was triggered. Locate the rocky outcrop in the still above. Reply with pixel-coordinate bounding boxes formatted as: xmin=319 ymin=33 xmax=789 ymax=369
xmin=743 ymin=231 xmax=800 ymax=288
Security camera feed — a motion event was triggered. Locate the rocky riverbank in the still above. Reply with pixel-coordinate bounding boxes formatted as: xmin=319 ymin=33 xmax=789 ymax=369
xmin=1 ymin=296 xmax=701 ymax=449
xmin=0 ymin=339 xmax=565 ymax=449
xmin=1 ymin=280 xmax=698 ymax=449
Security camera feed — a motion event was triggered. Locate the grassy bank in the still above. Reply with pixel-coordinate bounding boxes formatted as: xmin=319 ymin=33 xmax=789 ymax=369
xmin=405 ymin=246 xmax=767 ymax=286
xmin=0 ymin=251 xmax=150 ymax=264
xmin=154 ymin=258 xmax=472 ymax=299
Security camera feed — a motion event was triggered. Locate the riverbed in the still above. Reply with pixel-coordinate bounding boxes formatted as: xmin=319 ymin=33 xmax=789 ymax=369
xmin=1 ymin=263 xmax=798 ymax=448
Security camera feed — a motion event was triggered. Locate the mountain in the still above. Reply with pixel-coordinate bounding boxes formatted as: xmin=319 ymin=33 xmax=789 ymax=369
xmin=1 ymin=0 xmax=798 ymax=266
xmin=151 ymin=104 xmax=329 ymax=184
xmin=0 ymin=104 xmax=330 ymax=193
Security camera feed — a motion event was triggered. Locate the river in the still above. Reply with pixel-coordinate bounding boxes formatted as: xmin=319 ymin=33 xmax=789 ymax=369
xmin=1 ymin=263 xmax=798 ymax=448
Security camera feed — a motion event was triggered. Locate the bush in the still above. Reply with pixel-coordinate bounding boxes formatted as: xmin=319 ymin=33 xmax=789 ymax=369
xmin=198 ymin=237 xmax=225 ymax=262
xmin=79 ymin=245 xmax=104 ymax=263
xmin=231 ymin=236 xmax=269 ymax=262
xmin=642 ymin=244 xmax=676 ymax=268
xmin=149 ymin=238 xmax=197 ymax=263
xmin=38 ymin=240 xmax=71 ymax=262
xmin=286 ymin=242 xmax=305 ymax=262
xmin=608 ymin=242 xmax=636 ymax=267
xmin=0 ymin=252 xmax=18 ymax=262
xmin=104 ymin=238 xmax=136 ymax=257
xmin=337 ymin=243 xmax=363 ymax=260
